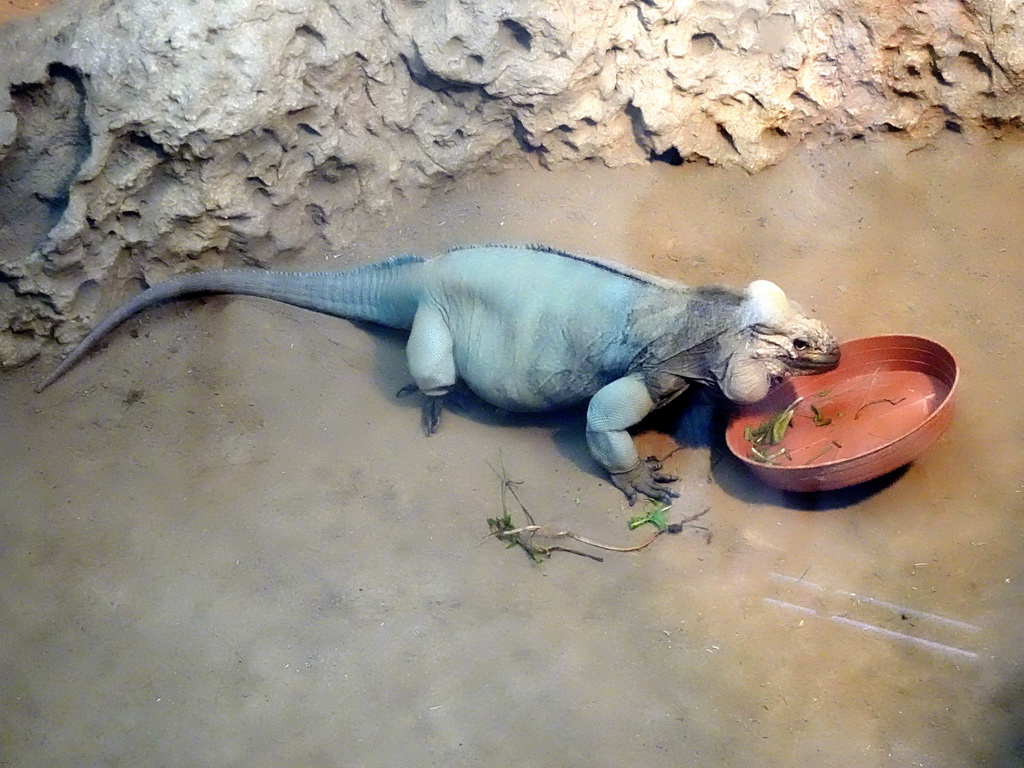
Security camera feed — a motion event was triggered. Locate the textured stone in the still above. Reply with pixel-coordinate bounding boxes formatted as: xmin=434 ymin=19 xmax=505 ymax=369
xmin=0 ymin=0 xmax=1022 ymax=366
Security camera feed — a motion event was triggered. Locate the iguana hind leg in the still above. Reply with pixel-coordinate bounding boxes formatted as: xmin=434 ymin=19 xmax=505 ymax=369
xmin=405 ymin=302 xmax=456 ymax=435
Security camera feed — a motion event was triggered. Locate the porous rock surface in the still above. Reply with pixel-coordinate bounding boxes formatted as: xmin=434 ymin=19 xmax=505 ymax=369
xmin=0 ymin=0 xmax=1021 ymax=366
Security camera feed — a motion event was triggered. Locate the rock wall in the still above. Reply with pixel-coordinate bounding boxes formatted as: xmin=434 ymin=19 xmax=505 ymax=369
xmin=1 ymin=0 xmax=1022 ymax=366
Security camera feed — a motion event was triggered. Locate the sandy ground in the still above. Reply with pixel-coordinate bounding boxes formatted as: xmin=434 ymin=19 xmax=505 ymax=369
xmin=0 ymin=0 xmax=53 ymax=25
xmin=2 ymin=134 xmax=1024 ymax=766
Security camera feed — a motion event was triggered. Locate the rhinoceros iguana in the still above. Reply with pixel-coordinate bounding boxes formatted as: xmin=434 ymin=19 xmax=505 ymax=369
xmin=37 ymin=244 xmax=840 ymax=502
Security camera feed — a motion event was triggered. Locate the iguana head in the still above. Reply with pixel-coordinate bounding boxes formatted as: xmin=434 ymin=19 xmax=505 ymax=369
xmin=720 ymin=280 xmax=840 ymax=404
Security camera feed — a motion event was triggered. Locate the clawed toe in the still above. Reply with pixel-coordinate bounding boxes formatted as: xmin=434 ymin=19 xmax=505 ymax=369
xmin=610 ymin=456 xmax=681 ymax=505
xmin=421 ymin=396 xmax=442 ymax=435
xmin=397 ymin=384 xmax=443 ymax=435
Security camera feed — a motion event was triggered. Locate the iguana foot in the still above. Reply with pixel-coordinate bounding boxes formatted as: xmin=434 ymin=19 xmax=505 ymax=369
xmin=610 ymin=456 xmax=680 ymax=506
xmin=421 ymin=396 xmax=442 ymax=435
xmin=397 ymin=384 xmax=444 ymax=435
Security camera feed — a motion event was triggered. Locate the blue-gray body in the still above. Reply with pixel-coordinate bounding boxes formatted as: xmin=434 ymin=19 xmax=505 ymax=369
xmin=38 ymin=244 xmax=840 ymax=502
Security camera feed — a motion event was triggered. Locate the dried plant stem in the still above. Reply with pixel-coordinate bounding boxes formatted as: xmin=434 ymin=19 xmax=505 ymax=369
xmin=491 ymin=507 xmax=711 ymax=555
xmin=485 ymin=455 xmax=710 ymax=561
xmin=495 ymin=524 xmax=662 ymax=552
xmin=854 ymin=397 xmax=906 ymax=420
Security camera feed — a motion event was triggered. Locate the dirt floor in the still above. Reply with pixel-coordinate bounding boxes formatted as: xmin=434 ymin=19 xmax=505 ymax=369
xmin=0 ymin=0 xmax=54 ymax=25
xmin=2 ymin=133 xmax=1024 ymax=767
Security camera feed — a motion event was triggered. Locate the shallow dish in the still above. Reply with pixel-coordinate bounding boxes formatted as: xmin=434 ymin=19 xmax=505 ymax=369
xmin=725 ymin=335 xmax=959 ymax=492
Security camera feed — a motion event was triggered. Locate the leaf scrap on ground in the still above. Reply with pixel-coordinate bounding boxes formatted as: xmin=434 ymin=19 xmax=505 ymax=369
xmin=484 ymin=457 xmax=711 ymax=563
xmin=628 ymin=501 xmax=671 ymax=531
xmin=487 ymin=510 xmax=548 ymax=563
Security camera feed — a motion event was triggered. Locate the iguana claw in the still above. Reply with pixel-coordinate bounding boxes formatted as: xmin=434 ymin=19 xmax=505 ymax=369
xmin=421 ymin=396 xmax=442 ymax=435
xmin=397 ymin=384 xmax=444 ymax=436
xmin=609 ymin=456 xmax=680 ymax=506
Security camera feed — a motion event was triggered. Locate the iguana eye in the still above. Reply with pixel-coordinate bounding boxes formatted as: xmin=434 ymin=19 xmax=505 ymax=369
xmin=793 ymin=338 xmax=809 ymax=351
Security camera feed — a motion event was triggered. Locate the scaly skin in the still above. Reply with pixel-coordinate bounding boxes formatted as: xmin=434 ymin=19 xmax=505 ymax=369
xmin=37 ymin=245 xmax=840 ymax=503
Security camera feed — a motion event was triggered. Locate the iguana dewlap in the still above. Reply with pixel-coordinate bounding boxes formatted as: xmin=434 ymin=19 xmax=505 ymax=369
xmin=37 ymin=245 xmax=840 ymax=503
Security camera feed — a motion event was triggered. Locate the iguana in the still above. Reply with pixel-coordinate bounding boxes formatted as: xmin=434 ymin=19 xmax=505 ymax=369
xmin=36 ymin=244 xmax=840 ymax=503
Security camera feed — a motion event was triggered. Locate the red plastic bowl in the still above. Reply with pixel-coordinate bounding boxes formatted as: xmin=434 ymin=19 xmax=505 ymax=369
xmin=725 ymin=335 xmax=959 ymax=492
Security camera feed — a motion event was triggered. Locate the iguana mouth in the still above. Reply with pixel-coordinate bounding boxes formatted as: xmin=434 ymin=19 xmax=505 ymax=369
xmin=791 ymin=349 xmax=841 ymax=373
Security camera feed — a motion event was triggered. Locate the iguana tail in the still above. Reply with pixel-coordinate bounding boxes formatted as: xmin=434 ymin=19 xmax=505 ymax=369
xmin=35 ymin=255 xmax=425 ymax=392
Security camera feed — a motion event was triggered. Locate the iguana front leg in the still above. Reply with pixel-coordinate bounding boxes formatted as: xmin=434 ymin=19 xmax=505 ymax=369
xmin=405 ymin=302 xmax=456 ymax=435
xmin=586 ymin=375 xmax=680 ymax=505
